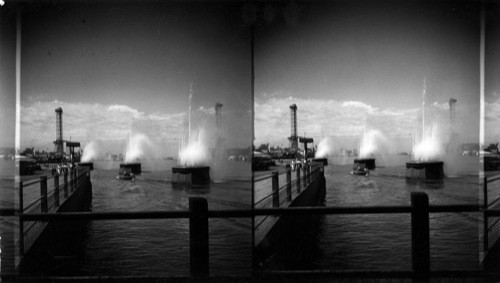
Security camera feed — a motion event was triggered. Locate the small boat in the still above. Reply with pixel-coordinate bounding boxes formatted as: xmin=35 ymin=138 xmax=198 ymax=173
xmin=351 ymin=164 xmax=369 ymax=176
xmin=117 ymin=167 xmax=135 ymax=181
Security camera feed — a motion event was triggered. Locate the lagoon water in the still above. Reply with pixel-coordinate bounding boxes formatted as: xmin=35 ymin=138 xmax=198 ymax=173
xmin=1 ymin=154 xmax=488 ymax=276
xmin=259 ymin=155 xmax=484 ymax=272
xmin=1 ymin=159 xmax=252 ymax=277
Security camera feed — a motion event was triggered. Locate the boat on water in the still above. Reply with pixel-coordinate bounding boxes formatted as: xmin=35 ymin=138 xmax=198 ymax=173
xmin=117 ymin=167 xmax=135 ymax=181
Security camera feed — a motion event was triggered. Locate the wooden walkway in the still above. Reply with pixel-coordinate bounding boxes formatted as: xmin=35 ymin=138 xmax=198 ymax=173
xmin=254 ymin=161 xmax=324 ymax=247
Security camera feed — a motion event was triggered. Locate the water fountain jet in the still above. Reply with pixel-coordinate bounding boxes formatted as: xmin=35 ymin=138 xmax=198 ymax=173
xmin=405 ymin=76 xmax=444 ymax=180
xmin=119 ymin=133 xmax=154 ymax=175
xmin=354 ymin=129 xmax=384 ymax=170
xmin=171 ymin=84 xmax=211 ymax=186
xmin=313 ymin=137 xmax=333 ymax=166
xmin=78 ymin=141 xmax=100 ymax=170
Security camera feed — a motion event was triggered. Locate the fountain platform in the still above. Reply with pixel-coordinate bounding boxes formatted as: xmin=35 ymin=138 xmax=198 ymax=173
xmin=77 ymin=162 xmax=94 ymax=170
xmin=312 ymin=158 xmax=328 ymax=166
xmin=354 ymin=158 xmax=376 ymax=170
xmin=120 ymin=162 xmax=141 ymax=174
xmin=172 ymin=166 xmax=210 ymax=185
xmin=405 ymin=161 xmax=444 ymax=180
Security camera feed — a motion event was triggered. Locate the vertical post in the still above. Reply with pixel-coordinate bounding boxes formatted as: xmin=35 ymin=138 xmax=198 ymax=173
xmin=272 ymin=171 xmax=279 ymax=207
xmin=484 ymin=176 xmax=488 ymax=209
xmin=70 ymin=169 xmax=74 ymax=192
xmin=63 ymin=172 xmax=68 ymax=197
xmin=19 ymin=182 xmax=23 ymax=213
xmin=40 ymin=176 xmax=48 ymax=213
xmin=68 ymin=168 xmax=72 ymax=192
xmin=484 ymin=176 xmax=489 ymax=251
xmin=18 ymin=181 xmax=24 ymax=258
xmin=286 ymin=168 xmax=292 ymax=201
xmin=411 ymin=192 xmax=430 ymax=281
xmin=189 ymin=197 xmax=209 ymax=280
xmin=54 ymin=174 xmax=60 ymax=207
xmin=296 ymin=168 xmax=301 ymax=193
xmin=302 ymin=166 xmax=307 ymax=186
xmin=307 ymin=163 xmax=311 ymax=183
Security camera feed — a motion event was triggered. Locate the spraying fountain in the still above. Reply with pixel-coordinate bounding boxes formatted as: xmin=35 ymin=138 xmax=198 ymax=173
xmin=405 ymin=75 xmax=444 ymax=180
xmin=313 ymin=137 xmax=333 ymax=166
xmin=354 ymin=129 xmax=378 ymax=170
xmin=78 ymin=141 xmax=99 ymax=170
xmin=172 ymin=83 xmax=210 ymax=186
xmin=119 ymin=132 xmax=144 ymax=175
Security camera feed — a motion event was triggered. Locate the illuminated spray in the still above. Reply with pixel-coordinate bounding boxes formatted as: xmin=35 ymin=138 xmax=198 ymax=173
xmin=411 ymin=74 xmax=445 ymax=162
xmin=315 ymin=137 xmax=335 ymax=158
xmin=81 ymin=141 xmax=101 ymax=162
xmin=178 ymin=82 xmax=211 ymax=167
xmin=359 ymin=129 xmax=388 ymax=158
xmin=124 ymin=132 xmax=154 ymax=162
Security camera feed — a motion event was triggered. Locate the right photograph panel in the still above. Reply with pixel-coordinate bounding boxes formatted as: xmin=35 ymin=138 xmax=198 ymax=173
xmin=484 ymin=0 xmax=500 ymax=272
xmin=253 ymin=1 xmax=483 ymax=277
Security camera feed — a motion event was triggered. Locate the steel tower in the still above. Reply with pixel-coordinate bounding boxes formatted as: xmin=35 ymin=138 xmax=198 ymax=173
xmin=288 ymin=104 xmax=298 ymax=150
xmin=54 ymin=107 xmax=64 ymax=155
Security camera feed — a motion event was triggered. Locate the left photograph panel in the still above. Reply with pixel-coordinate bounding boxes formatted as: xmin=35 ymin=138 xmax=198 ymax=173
xmin=0 ymin=1 xmax=253 ymax=279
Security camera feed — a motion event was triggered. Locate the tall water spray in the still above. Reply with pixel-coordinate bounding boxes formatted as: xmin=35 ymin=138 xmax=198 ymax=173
xmin=412 ymin=122 xmax=445 ymax=162
xmin=178 ymin=83 xmax=211 ymax=167
xmin=359 ymin=129 xmax=388 ymax=158
xmin=315 ymin=137 xmax=335 ymax=158
xmin=411 ymin=75 xmax=446 ymax=162
xmin=124 ymin=133 xmax=154 ymax=162
xmin=172 ymin=84 xmax=212 ymax=186
xmin=81 ymin=141 xmax=101 ymax=162
xmin=179 ymin=126 xmax=211 ymax=166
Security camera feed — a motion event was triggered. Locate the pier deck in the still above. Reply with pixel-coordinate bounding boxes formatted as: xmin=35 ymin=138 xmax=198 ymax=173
xmin=254 ymin=161 xmax=326 ymax=250
xmin=17 ymin=166 xmax=92 ymax=267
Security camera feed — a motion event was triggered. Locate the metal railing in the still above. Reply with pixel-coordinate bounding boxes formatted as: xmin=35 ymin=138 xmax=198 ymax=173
xmin=10 ymin=192 xmax=498 ymax=281
xmin=18 ymin=167 xmax=91 ymax=256
xmin=483 ymin=174 xmax=500 ymax=252
xmin=254 ymin=162 xmax=322 ymax=208
xmin=253 ymin=162 xmax=323 ymax=244
xmin=3 ymin=170 xmax=500 ymax=280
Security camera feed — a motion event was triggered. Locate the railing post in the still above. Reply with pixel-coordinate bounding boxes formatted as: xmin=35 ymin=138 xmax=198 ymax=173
xmin=411 ymin=192 xmax=430 ymax=281
xmin=54 ymin=174 xmax=60 ymax=207
xmin=64 ymin=172 xmax=68 ymax=197
xmin=272 ymin=171 xmax=279 ymax=207
xmin=189 ymin=197 xmax=209 ymax=280
xmin=286 ymin=168 xmax=292 ymax=202
xmin=18 ymin=182 xmax=24 ymax=257
xmin=484 ymin=176 xmax=489 ymax=251
xmin=307 ymin=163 xmax=311 ymax=183
xmin=19 ymin=182 xmax=23 ymax=213
xmin=296 ymin=168 xmax=301 ymax=193
xmin=302 ymin=165 xmax=307 ymax=186
xmin=74 ymin=168 xmax=77 ymax=190
xmin=40 ymin=176 xmax=48 ymax=213
xmin=484 ymin=176 xmax=488 ymax=208
xmin=70 ymin=168 xmax=75 ymax=192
